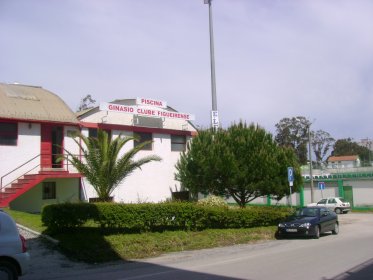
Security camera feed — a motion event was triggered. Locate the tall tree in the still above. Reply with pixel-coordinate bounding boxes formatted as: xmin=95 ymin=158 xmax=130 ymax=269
xmin=77 ymin=94 xmax=96 ymax=112
xmin=311 ymin=130 xmax=335 ymax=168
xmin=275 ymin=116 xmax=311 ymax=165
xmin=332 ymin=138 xmax=371 ymax=166
xmin=60 ymin=129 xmax=161 ymax=201
xmin=175 ymin=122 xmax=302 ymax=207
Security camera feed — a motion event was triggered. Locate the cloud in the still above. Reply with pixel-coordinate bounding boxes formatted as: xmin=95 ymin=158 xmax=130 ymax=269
xmin=1 ymin=0 xmax=373 ymax=140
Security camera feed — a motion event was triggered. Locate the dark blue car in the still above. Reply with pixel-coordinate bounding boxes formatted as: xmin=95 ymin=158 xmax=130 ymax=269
xmin=276 ymin=206 xmax=339 ymax=239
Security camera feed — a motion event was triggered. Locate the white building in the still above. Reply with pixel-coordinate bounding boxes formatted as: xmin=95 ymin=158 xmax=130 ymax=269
xmin=78 ymin=98 xmax=197 ymax=203
xmin=0 ymin=83 xmax=197 ymax=212
xmin=327 ymin=155 xmax=360 ymax=169
xmin=0 ymin=83 xmax=81 ymax=212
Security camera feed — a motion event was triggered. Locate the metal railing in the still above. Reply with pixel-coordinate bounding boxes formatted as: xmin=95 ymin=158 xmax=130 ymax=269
xmin=0 ymin=154 xmax=80 ymax=190
xmin=301 ymin=166 xmax=373 ymax=177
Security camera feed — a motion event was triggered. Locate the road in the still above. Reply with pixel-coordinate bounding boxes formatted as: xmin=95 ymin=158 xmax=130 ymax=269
xmin=22 ymin=213 xmax=373 ymax=280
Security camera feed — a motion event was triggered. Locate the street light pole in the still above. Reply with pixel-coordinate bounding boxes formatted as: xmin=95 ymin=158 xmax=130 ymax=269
xmin=204 ymin=0 xmax=219 ymax=129
xmin=308 ymin=125 xmax=314 ymax=203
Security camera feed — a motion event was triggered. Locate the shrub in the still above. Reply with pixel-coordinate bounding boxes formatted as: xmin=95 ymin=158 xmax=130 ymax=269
xmin=42 ymin=202 xmax=291 ymax=233
xmin=42 ymin=203 xmax=97 ymax=232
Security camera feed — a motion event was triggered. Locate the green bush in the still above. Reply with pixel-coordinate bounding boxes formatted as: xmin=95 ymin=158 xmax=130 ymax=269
xmin=42 ymin=202 xmax=291 ymax=233
xmin=94 ymin=202 xmax=209 ymax=231
xmin=42 ymin=203 xmax=97 ymax=232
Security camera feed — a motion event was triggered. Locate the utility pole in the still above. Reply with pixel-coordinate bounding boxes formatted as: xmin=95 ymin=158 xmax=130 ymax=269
xmin=308 ymin=125 xmax=314 ymax=202
xmin=204 ymin=0 xmax=219 ymax=130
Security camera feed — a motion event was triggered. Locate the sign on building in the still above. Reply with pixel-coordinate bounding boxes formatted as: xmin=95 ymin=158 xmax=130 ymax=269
xmin=136 ymin=97 xmax=167 ymax=109
xmin=100 ymin=101 xmax=195 ymax=121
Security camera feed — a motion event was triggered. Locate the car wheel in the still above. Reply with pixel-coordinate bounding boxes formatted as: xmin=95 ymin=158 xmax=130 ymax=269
xmin=332 ymin=222 xmax=339 ymax=235
xmin=275 ymin=231 xmax=282 ymax=240
xmin=0 ymin=260 xmax=18 ymax=280
xmin=313 ymin=225 xmax=320 ymax=239
xmin=335 ymin=208 xmax=342 ymax=214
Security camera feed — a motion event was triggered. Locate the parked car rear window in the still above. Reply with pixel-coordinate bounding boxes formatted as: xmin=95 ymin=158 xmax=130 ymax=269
xmin=318 ymin=199 xmax=327 ymax=204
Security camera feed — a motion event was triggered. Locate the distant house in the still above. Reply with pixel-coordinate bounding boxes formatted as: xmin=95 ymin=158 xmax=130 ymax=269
xmin=327 ymin=155 xmax=360 ymax=169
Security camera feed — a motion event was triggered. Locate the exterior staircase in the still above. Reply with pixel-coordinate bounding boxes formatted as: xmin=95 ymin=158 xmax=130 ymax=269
xmin=0 ymin=171 xmax=81 ymax=208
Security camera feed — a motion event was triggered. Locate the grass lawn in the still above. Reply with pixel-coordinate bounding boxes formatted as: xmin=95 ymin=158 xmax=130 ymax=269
xmin=4 ymin=208 xmax=46 ymax=232
xmin=54 ymin=226 xmax=277 ymax=263
xmin=4 ymin=208 xmax=277 ymax=263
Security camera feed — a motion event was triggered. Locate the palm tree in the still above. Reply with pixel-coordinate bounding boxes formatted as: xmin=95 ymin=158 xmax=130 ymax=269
xmin=61 ymin=129 xmax=161 ymax=201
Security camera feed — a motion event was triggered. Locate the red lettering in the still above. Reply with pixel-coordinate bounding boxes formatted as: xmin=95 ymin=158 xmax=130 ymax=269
xmin=108 ymin=104 xmax=133 ymax=113
xmin=139 ymin=98 xmax=165 ymax=108
xmin=137 ymin=108 xmax=155 ymax=116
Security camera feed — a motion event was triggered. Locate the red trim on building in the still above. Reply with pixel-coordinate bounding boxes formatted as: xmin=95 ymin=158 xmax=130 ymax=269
xmin=0 ymin=117 xmax=79 ymax=127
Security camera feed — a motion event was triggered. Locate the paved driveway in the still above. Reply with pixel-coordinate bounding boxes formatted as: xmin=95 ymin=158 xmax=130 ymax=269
xmin=19 ymin=227 xmax=96 ymax=280
xmin=20 ymin=213 xmax=373 ymax=280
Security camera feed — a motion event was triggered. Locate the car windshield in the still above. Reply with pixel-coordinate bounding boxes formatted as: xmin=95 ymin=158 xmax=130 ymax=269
xmin=339 ymin=198 xmax=347 ymax=202
xmin=295 ymin=208 xmax=318 ymax=217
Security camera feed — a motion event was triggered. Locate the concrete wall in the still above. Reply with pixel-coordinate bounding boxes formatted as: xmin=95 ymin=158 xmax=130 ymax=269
xmin=344 ymin=180 xmax=373 ymax=207
xmin=9 ymin=178 xmax=80 ymax=213
xmin=62 ymin=126 xmax=81 ymax=172
xmin=272 ymin=192 xmax=299 ymax=206
xmin=302 ymin=181 xmax=339 ymax=205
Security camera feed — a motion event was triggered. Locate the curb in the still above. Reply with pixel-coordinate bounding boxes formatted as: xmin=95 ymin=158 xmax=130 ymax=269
xmin=17 ymin=223 xmax=59 ymax=244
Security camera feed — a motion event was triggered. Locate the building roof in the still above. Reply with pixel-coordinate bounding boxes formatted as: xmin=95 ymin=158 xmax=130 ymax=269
xmin=328 ymin=155 xmax=359 ymax=162
xmin=0 ymin=83 xmax=79 ymax=124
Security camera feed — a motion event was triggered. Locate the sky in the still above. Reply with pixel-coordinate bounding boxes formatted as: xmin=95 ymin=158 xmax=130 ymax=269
xmin=1 ymin=0 xmax=373 ymax=141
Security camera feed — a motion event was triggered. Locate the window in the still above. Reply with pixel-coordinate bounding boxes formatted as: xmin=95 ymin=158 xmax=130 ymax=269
xmin=0 ymin=122 xmax=17 ymax=146
xmin=42 ymin=182 xmax=56 ymax=200
xmin=89 ymin=128 xmax=111 ymax=139
xmin=318 ymin=199 xmax=327 ymax=205
xmin=88 ymin=128 xmax=98 ymax=138
xmin=171 ymin=135 xmax=186 ymax=152
xmin=67 ymin=130 xmax=79 ymax=138
xmin=328 ymin=198 xmax=337 ymax=204
xmin=134 ymin=132 xmax=152 ymax=150
xmin=320 ymin=208 xmax=327 ymax=216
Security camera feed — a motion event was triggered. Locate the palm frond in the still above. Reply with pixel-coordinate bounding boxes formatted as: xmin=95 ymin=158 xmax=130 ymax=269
xmin=62 ymin=129 xmax=161 ymax=199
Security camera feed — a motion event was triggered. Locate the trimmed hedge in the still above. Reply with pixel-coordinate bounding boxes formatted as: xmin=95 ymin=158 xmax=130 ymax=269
xmin=42 ymin=202 xmax=292 ymax=233
xmin=42 ymin=202 xmax=97 ymax=231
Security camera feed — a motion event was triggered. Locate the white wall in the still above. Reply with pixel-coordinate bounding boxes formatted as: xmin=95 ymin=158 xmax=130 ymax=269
xmin=64 ymin=126 xmax=81 ymax=154
xmin=327 ymin=160 xmax=358 ymax=169
xmin=78 ymin=102 xmax=196 ymax=203
xmin=0 ymin=122 xmax=40 ymax=187
xmin=82 ymin=131 xmax=184 ymax=203
xmin=9 ymin=178 xmax=80 ymax=213
xmin=1 ymin=123 xmax=82 ymax=187
xmin=272 ymin=192 xmax=298 ymax=206
xmin=81 ymin=107 xmax=195 ymax=131
xmin=63 ymin=126 xmax=81 ymax=173
xmin=302 ymin=182 xmax=339 ymax=205
xmin=344 ymin=180 xmax=373 ymax=207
